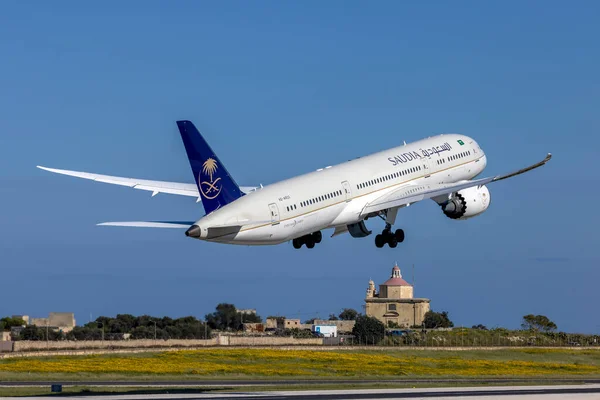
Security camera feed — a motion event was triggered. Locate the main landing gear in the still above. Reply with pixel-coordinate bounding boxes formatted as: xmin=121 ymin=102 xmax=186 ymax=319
xmin=375 ymin=224 xmax=405 ymax=248
xmin=292 ymin=231 xmax=322 ymax=249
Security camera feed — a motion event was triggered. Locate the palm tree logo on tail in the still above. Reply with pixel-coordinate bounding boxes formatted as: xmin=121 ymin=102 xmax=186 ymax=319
xmin=200 ymin=158 xmax=222 ymax=199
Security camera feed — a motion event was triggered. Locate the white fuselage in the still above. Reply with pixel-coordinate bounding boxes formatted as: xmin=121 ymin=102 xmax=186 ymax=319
xmin=194 ymin=134 xmax=487 ymax=244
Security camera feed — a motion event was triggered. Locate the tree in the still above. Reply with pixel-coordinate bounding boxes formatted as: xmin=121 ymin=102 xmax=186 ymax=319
xmin=19 ymin=326 xmax=45 ymax=340
xmin=521 ymin=314 xmax=557 ymax=332
xmin=16 ymin=326 xmax=64 ymax=341
xmin=130 ymin=326 xmax=153 ymax=339
xmin=423 ymin=311 xmax=454 ymax=329
xmin=67 ymin=326 xmax=103 ymax=341
xmin=0 ymin=316 xmax=25 ymax=331
xmin=328 ymin=314 xmax=339 ymax=321
xmin=338 ymin=309 xmax=358 ymax=321
xmin=472 ymin=324 xmax=488 ymax=330
xmin=205 ymin=304 xmax=261 ymax=331
xmin=303 ymin=318 xmax=317 ymax=324
xmin=352 ymin=315 xmax=385 ymax=344
xmin=387 ymin=321 xmax=400 ymax=328
xmin=115 ymin=314 xmax=136 ymax=331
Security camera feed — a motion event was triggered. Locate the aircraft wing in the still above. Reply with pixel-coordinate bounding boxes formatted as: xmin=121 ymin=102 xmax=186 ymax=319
xmin=361 ymin=153 xmax=551 ymax=216
xmin=37 ymin=166 xmax=258 ymax=199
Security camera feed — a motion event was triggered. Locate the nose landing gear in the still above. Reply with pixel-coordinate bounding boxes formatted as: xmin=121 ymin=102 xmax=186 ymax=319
xmin=292 ymin=231 xmax=322 ymax=249
xmin=375 ymin=224 xmax=405 ymax=248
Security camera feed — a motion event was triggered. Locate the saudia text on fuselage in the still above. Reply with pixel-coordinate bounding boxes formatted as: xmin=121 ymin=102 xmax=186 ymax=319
xmin=388 ymin=142 xmax=453 ymax=166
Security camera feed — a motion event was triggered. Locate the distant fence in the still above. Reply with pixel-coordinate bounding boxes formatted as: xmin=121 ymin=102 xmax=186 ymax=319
xmin=11 ymin=336 xmax=323 ymax=352
xmin=0 ymin=341 xmax=13 ymax=352
xmin=7 ymin=331 xmax=600 ymax=353
xmin=13 ymin=338 xmax=218 ymax=352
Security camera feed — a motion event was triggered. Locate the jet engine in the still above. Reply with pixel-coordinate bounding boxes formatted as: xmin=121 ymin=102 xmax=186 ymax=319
xmin=347 ymin=220 xmax=372 ymax=238
xmin=442 ymin=185 xmax=491 ymax=220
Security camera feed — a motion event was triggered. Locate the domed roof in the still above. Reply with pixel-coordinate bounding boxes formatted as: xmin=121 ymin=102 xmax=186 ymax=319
xmin=382 ymin=265 xmax=412 ymax=286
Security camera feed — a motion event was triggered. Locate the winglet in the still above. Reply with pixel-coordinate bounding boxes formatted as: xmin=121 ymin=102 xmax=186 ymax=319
xmin=492 ymin=153 xmax=552 ymax=183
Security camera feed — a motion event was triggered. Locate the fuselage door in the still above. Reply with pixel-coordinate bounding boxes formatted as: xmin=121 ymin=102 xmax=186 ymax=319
xmin=268 ymin=203 xmax=280 ymax=225
xmin=421 ymin=155 xmax=433 ymax=178
xmin=341 ymin=181 xmax=352 ymax=202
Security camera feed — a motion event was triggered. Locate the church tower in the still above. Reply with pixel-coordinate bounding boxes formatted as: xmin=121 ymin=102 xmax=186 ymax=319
xmin=364 ymin=263 xmax=430 ymax=328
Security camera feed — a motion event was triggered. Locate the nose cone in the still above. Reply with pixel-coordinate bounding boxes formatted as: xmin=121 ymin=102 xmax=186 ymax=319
xmin=185 ymin=225 xmax=201 ymax=238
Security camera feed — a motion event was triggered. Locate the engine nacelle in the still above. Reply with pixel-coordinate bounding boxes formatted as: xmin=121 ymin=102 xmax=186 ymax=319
xmin=347 ymin=220 xmax=372 ymax=238
xmin=442 ymin=185 xmax=491 ymax=220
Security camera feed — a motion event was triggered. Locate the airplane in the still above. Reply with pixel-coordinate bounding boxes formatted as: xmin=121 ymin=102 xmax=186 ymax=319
xmin=38 ymin=120 xmax=551 ymax=249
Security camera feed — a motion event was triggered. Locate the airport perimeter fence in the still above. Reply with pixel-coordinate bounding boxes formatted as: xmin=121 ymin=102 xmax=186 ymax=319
xmin=338 ymin=333 xmax=600 ymax=348
xmin=3 ymin=332 xmax=599 ymax=353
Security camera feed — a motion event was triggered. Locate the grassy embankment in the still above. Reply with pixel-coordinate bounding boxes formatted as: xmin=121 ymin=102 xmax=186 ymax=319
xmin=1 ymin=348 xmax=599 ymax=396
xmin=1 ymin=348 xmax=599 ymax=380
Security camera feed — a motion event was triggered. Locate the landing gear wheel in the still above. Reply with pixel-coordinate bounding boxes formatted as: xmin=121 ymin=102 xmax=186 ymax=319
xmin=375 ymin=234 xmax=385 ymax=248
xmin=388 ymin=235 xmax=398 ymax=248
xmin=312 ymin=231 xmax=322 ymax=244
xmin=395 ymin=229 xmax=405 ymax=243
xmin=292 ymin=238 xmax=302 ymax=249
xmin=306 ymin=239 xmax=315 ymax=249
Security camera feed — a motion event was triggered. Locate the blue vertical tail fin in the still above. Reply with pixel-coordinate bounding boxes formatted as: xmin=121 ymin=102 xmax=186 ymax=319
xmin=176 ymin=120 xmax=243 ymax=214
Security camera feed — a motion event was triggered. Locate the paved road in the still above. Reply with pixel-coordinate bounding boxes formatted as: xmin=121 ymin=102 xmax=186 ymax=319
xmin=2 ymin=378 xmax=600 ymax=387
xmin=7 ymin=384 xmax=600 ymax=400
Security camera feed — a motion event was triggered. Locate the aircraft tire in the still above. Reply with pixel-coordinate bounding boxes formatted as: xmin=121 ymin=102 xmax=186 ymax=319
xmin=395 ymin=229 xmax=405 ymax=243
xmin=306 ymin=239 xmax=315 ymax=249
xmin=388 ymin=235 xmax=398 ymax=248
xmin=375 ymin=234 xmax=385 ymax=248
xmin=312 ymin=231 xmax=322 ymax=244
xmin=292 ymin=238 xmax=303 ymax=249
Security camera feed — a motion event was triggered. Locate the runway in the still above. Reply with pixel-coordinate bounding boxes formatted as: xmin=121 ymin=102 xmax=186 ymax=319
xmin=5 ymin=385 xmax=600 ymax=400
xmin=3 ymin=378 xmax=600 ymax=387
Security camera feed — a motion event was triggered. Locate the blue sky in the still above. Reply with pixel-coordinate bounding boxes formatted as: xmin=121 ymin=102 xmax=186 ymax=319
xmin=1 ymin=1 xmax=598 ymax=332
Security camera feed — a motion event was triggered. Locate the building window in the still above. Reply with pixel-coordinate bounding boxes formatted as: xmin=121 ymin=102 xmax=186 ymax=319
xmin=388 ymin=304 xmax=397 ymax=311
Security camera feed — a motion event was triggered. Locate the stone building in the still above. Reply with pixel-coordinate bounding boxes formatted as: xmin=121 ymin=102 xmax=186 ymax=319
xmin=365 ymin=264 xmax=430 ymax=328
xmin=29 ymin=312 xmax=76 ymax=333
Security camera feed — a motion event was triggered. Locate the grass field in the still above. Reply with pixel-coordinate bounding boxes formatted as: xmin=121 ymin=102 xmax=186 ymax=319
xmin=1 ymin=348 xmax=599 ymax=382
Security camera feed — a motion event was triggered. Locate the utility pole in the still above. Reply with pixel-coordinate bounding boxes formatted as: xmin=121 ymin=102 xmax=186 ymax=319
xmin=97 ymin=322 xmax=104 ymax=342
xmin=151 ymin=320 xmax=157 ymax=341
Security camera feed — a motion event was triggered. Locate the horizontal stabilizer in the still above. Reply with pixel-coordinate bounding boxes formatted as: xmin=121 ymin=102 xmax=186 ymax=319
xmin=98 ymin=221 xmax=195 ymax=228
